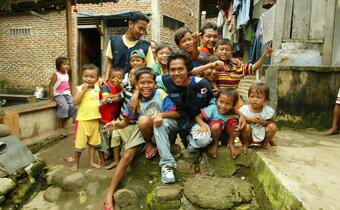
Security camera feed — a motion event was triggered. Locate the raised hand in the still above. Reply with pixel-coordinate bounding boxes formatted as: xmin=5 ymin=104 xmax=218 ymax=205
xmin=263 ymin=47 xmax=273 ymax=58
xmin=82 ymin=83 xmax=89 ymax=91
xmin=213 ymin=60 xmax=225 ymax=67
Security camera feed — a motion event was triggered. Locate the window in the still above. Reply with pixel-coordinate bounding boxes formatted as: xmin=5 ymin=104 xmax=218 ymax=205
xmin=163 ymin=15 xmax=184 ymax=30
xmin=201 ymin=0 xmax=219 ymax=19
xmin=9 ymin=28 xmax=32 ymax=36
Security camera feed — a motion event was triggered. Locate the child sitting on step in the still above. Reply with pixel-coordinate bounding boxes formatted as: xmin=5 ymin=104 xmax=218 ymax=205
xmin=48 ymin=56 xmax=77 ymax=128
xmin=239 ymin=83 xmax=277 ymax=151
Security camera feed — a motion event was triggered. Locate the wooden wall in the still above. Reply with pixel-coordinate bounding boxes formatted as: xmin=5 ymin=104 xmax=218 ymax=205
xmin=273 ymin=0 xmax=336 ymax=65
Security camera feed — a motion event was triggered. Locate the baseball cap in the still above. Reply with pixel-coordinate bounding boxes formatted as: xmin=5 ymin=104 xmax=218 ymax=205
xmin=130 ymin=49 xmax=146 ymax=60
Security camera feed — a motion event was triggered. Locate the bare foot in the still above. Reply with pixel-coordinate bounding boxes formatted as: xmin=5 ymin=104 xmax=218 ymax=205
xmin=208 ymin=144 xmax=218 ymax=158
xmin=70 ymin=164 xmax=78 ymax=171
xmin=96 ymin=159 xmax=105 ymax=166
xmin=229 ymin=145 xmax=241 ymax=159
xmin=104 ymin=190 xmax=114 ymax=210
xmin=261 ymin=144 xmax=276 ymax=151
xmin=63 ymin=156 xmax=75 ymax=162
xmin=89 ymin=162 xmax=102 ymax=169
xmin=61 ymin=118 xmax=69 ymax=128
xmin=323 ymin=128 xmax=338 ymax=135
xmin=105 ymin=161 xmax=118 ymax=170
xmin=239 ymin=145 xmax=248 ymax=154
xmin=269 ymin=139 xmax=277 ymax=146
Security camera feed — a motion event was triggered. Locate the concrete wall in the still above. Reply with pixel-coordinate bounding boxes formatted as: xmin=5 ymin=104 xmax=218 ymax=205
xmin=3 ymin=101 xmax=58 ymax=139
xmin=19 ymin=107 xmax=57 ymax=139
xmin=259 ymin=66 xmax=340 ymax=129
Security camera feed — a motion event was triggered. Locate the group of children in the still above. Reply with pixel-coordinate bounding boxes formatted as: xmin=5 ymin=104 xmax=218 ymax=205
xmin=48 ymin=23 xmax=277 ymax=174
xmin=48 ymin=21 xmax=279 ymax=210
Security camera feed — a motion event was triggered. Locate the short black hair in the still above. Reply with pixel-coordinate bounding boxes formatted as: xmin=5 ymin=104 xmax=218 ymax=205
xmin=215 ymin=38 xmax=233 ymax=49
xmin=248 ymin=83 xmax=270 ymax=101
xmin=110 ymin=65 xmax=124 ymax=75
xmin=167 ymin=50 xmax=193 ymax=75
xmin=216 ymin=89 xmax=239 ymax=106
xmin=55 ymin=56 xmax=68 ymax=71
xmin=135 ymin=67 xmax=156 ymax=81
xmin=201 ymin=55 xmax=219 ymax=65
xmin=155 ymin=43 xmax=172 ymax=54
xmin=200 ymin=22 xmax=218 ymax=35
xmin=174 ymin=27 xmax=192 ymax=46
xmin=81 ymin=63 xmax=99 ymax=76
xmin=129 ymin=11 xmax=150 ymax=23
xmin=150 ymin=40 xmax=158 ymax=46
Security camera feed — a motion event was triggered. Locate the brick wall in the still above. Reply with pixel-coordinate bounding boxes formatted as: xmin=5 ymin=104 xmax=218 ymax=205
xmin=0 ymin=0 xmax=198 ymax=93
xmin=0 ymin=11 xmax=68 ymax=94
xmin=76 ymin=0 xmax=151 ymax=14
xmin=159 ymin=0 xmax=199 ymax=49
xmin=238 ymin=75 xmax=256 ymax=102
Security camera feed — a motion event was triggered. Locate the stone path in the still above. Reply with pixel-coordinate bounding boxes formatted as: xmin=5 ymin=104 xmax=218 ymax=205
xmin=21 ymin=130 xmax=340 ymax=210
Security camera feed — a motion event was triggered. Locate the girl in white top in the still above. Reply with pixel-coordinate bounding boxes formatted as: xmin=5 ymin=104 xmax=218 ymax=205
xmin=48 ymin=56 xmax=77 ymax=128
xmin=239 ymin=83 xmax=277 ymax=150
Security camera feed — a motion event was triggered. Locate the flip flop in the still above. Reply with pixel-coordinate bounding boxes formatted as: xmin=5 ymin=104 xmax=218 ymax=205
xmin=105 ymin=162 xmax=118 ymax=170
xmin=145 ymin=145 xmax=157 ymax=159
xmin=96 ymin=159 xmax=104 ymax=166
xmin=63 ymin=156 xmax=75 ymax=162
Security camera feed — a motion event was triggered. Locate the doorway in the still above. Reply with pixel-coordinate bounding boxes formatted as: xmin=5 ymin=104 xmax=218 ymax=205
xmin=78 ymin=27 xmax=101 ymax=83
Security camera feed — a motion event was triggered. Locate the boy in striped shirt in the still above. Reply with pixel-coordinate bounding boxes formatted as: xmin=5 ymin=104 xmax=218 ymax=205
xmin=214 ymin=38 xmax=272 ymax=90
xmin=214 ymin=38 xmax=272 ymax=109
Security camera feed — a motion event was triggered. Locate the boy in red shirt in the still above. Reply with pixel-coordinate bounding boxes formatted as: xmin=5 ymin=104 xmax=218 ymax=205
xmin=97 ymin=67 xmax=124 ymax=166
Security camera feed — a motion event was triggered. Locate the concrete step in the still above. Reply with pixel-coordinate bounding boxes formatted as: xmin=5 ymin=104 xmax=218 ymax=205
xmin=251 ymin=131 xmax=340 ymax=210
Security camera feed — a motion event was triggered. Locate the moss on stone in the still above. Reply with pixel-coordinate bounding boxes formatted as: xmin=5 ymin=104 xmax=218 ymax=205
xmin=248 ymin=154 xmax=305 ymax=210
xmin=153 ymin=200 xmax=181 ymax=210
xmin=28 ymin=160 xmax=46 ymax=179
xmin=12 ymin=178 xmax=36 ymax=205
xmin=146 ymin=191 xmax=155 ymax=210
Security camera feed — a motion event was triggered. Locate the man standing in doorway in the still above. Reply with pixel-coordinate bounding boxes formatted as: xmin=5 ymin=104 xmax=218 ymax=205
xmin=104 ymin=11 xmax=155 ymax=81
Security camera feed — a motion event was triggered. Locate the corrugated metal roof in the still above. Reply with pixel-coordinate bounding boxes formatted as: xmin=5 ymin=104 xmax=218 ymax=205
xmin=77 ymin=11 xmax=133 ymax=19
xmin=1 ymin=0 xmax=117 ymax=11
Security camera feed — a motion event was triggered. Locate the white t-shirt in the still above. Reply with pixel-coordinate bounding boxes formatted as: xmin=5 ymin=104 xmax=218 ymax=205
xmin=239 ymin=104 xmax=275 ymax=142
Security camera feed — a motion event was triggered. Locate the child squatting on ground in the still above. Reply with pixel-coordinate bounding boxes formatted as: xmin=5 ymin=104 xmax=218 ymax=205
xmin=102 ymin=67 xmax=180 ymax=210
xmin=128 ymin=67 xmax=180 ymax=183
xmin=72 ymin=64 xmax=102 ymax=171
xmin=97 ymin=67 xmax=124 ymax=167
xmin=239 ymin=83 xmax=277 ymax=151
xmin=48 ymin=56 xmax=77 ymax=128
xmin=190 ymin=89 xmax=241 ymax=159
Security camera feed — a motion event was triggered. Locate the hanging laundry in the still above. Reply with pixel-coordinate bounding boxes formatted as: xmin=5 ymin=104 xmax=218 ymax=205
xmin=223 ymin=1 xmax=235 ymax=40
xmin=244 ymin=24 xmax=254 ymax=43
xmin=236 ymin=0 xmax=251 ymax=29
xmin=233 ymin=0 xmax=241 ymax=14
xmin=249 ymin=19 xmax=264 ymax=63
xmin=216 ymin=9 xmax=226 ymax=29
xmin=217 ymin=1 xmax=237 ymax=40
